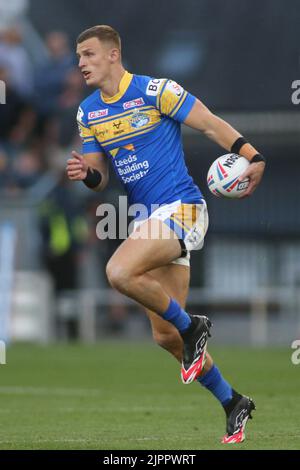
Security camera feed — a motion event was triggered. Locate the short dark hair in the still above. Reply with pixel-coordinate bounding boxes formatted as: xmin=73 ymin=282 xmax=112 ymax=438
xmin=76 ymin=25 xmax=121 ymax=50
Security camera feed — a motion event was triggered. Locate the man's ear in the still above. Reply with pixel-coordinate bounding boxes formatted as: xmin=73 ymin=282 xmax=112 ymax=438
xmin=109 ymin=48 xmax=120 ymax=63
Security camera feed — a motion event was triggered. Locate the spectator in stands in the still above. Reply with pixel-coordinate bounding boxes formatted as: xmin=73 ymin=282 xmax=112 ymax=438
xmin=0 ymin=65 xmax=33 ymax=143
xmin=34 ymin=31 xmax=76 ymax=117
xmin=39 ymin=173 xmax=88 ymax=292
xmin=57 ymin=68 xmax=85 ymax=147
xmin=0 ymin=26 xmax=33 ymax=99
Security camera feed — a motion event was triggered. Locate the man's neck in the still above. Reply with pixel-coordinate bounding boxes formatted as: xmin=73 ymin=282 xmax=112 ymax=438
xmin=100 ymin=65 xmax=126 ymax=99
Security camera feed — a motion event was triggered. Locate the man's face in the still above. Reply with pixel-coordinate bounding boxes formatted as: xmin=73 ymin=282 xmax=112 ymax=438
xmin=76 ymin=37 xmax=112 ymax=87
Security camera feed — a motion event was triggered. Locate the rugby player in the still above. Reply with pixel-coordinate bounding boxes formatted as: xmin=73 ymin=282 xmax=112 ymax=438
xmin=66 ymin=25 xmax=265 ymax=443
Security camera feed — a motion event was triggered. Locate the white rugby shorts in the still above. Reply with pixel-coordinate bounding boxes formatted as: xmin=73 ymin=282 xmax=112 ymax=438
xmin=132 ymin=199 xmax=209 ymax=267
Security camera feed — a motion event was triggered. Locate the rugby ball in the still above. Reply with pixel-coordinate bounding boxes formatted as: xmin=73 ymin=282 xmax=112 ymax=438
xmin=207 ymin=154 xmax=250 ymax=198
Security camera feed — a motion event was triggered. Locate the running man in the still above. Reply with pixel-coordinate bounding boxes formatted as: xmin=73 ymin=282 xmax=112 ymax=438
xmin=66 ymin=25 xmax=265 ymax=444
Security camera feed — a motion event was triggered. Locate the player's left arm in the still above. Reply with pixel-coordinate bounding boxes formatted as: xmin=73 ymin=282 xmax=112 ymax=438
xmin=184 ymin=99 xmax=266 ymax=197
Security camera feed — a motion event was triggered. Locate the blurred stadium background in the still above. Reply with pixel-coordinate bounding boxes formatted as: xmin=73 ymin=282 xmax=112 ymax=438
xmin=0 ymin=0 xmax=300 ymax=450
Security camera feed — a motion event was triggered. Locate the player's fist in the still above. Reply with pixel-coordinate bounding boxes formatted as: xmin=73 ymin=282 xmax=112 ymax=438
xmin=66 ymin=151 xmax=88 ymax=180
xmin=238 ymin=161 xmax=265 ymax=198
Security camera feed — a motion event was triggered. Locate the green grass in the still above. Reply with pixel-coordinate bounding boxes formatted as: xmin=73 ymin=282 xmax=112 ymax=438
xmin=0 ymin=342 xmax=299 ymax=450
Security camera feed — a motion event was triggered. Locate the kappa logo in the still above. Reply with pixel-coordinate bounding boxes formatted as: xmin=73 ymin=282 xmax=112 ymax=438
xmin=188 ymin=226 xmax=201 ymax=243
xmin=77 ymin=106 xmax=84 ymax=123
xmin=235 ymin=409 xmax=248 ymax=429
xmin=195 ymin=333 xmax=207 ymax=355
xmin=123 ymin=97 xmax=145 ymax=110
xmin=167 ymin=80 xmax=183 ymax=97
xmin=88 ymin=109 xmax=109 ymax=120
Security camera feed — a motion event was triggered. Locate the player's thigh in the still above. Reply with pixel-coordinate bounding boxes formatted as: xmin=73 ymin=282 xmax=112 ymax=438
xmin=107 ymin=218 xmax=182 ymax=276
xmin=145 ymin=263 xmax=190 ymax=336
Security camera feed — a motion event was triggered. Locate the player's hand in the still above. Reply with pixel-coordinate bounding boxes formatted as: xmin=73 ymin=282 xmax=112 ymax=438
xmin=66 ymin=151 xmax=88 ymax=180
xmin=238 ymin=161 xmax=266 ymax=198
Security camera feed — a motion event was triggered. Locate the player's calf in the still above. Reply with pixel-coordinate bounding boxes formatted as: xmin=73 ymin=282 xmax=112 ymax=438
xmin=152 ymin=329 xmax=183 ymax=362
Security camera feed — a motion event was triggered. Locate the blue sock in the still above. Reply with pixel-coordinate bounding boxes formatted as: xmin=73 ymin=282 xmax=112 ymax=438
xmin=162 ymin=298 xmax=191 ymax=333
xmin=197 ymin=365 xmax=233 ymax=405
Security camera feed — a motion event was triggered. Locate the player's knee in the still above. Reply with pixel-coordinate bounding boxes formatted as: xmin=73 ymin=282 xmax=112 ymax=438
xmin=106 ymin=261 xmax=132 ymax=293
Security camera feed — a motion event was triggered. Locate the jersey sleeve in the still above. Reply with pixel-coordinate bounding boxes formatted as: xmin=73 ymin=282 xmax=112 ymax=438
xmin=77 ymin=106 xmax=103 ymax=154
xmin=145 ymin=78 xmax=196 ymax=123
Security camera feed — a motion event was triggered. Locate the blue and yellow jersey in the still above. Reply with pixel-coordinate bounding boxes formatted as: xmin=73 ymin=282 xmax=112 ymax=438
xmin=77 ymin=71 xmax=203 ymax=212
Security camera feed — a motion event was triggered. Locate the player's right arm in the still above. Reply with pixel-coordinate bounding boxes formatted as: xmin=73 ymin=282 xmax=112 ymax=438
xmin=66 ymin=104 xmax=109 ymax=191
xmin=66 ymin=150 xmax=109 ymax=192
xmin=146 ymin=77 xmax=265 ymax=197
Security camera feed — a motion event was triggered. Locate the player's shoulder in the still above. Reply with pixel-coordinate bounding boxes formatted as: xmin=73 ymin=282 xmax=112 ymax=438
xmin=132 ymin=74 xmax=186 ymax=103
xmin=77 ymin=90 xmax=101 ymax=124
xmin=132 ymin=73 xmax=167 ymax=98
xmin=79 ymin=89 xmax=100 ymax=111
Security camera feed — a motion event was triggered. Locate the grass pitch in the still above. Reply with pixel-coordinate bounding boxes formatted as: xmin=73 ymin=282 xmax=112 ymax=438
xmin=0 ymin=342 xmax=299 ymax=450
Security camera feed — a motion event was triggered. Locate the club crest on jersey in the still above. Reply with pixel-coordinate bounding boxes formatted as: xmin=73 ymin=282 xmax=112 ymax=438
xmin=88 ymin=109 xmax=109 ymax=120
xmin=123 ymin=97 xmax=145 ymax=110
xmin=129 ymin=111 xmax=150 ymax=129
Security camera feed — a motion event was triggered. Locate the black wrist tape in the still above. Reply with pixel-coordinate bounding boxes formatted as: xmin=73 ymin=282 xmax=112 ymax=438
xmin=231 ymin=137 xmax=248 ymax=154
xmin=83 ymin=167 xmax=102 ymax=189
xmin=250 ymin=153 xmax=266 ymax=164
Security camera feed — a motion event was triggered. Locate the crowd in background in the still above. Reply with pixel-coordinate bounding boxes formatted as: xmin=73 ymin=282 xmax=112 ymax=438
xmin=0 ymin=26 xmax=82 ymax=193
xmin=0 ymin=24 xmax=122 ymax=305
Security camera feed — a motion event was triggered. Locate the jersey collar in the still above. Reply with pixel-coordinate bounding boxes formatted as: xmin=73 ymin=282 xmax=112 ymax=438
xmin=100 ymin=71 xmax=133 ymax=104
